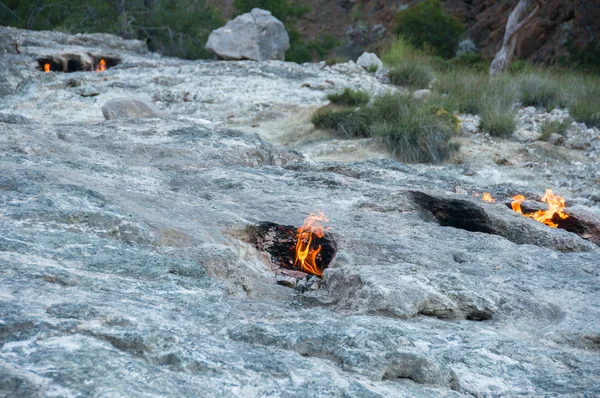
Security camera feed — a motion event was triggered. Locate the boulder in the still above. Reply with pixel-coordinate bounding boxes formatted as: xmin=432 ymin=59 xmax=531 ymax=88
xmin=356 ymin=52 xmax=382 ymax=71
xmin=206 ymin=8 xmax=290 ymax=61
xmin=413 ymin=89 xmax=431 ymax=101
xmin=101 ymin=98 xmax=166 ymax=120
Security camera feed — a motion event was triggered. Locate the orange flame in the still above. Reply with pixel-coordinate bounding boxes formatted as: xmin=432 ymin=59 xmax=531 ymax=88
xmin=96 ymin=59 xmax=107 ymax=72
xmin=511 ymin=189 xmax=569 ymax=228
xmin=482 ymin=192 xmax=496 ymax=203
xmin=44 ymin=63 xmax=51 ymax=72
xmin=294 ymin=211 xmax=329 ymax=276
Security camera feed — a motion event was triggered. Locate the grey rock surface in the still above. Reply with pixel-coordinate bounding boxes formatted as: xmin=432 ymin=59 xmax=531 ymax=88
xmin=101 ymin=97 xmax=167 ymax=120
xmin=1 ymin=28 xmax=599 ymax=397
xmin=206 ymin=8 xmax=290 ymax=61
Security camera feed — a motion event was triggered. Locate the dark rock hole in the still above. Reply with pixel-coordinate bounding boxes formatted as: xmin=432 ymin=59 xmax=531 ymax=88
xmin=37 ymin=54 xmax=121 ymax=72
xmin=248 ymin=222 xmax=337 ymax=278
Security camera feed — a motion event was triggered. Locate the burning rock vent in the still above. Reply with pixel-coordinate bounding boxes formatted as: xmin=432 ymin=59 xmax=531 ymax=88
xmin=252 ymin=213 xmax=337 ymax=278
xmin=412 ymin=190 xmax=599 ymax=252
xmin=37 ymin=54 xmax=121 ymax=73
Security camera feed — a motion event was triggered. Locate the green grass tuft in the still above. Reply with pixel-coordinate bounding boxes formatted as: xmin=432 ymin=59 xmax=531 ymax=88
xmin=312 ymin=92 xmax=459 ymax=163
xmin=388 ymin=63 xmax=432 ymax=89
xmin=480 ymin=107 xmax=516 ymax=137
xmin=519 ymin=75 xmax=564 ymax=110
xmin=538 ymin=119 xmax=571 ymax=141
xmin=570 ymin=100 xmax=600 ymax=128
xmin=311 ymin=106 xmax=371 ymax=138
xmin=327 ymin=88 xmax=370 ymax=106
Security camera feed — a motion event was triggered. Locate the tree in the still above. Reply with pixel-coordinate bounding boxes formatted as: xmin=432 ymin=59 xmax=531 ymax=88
xmin=393 ymin=0 xmax=465 ymax=59
xmin=489 ymin=0 xmax=544 ymax=76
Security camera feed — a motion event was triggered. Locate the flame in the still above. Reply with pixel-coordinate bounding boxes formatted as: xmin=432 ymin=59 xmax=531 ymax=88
xmin=96 ymin=59 xmax=107 ymax=72
xmin=482 ymin=192 xmax=496 ymax=203
xmin=511 ymin=189 xmax=568 ymax=228
xmin=44 ymin=63 xmax=51 ymax=72
xmin=294 ymin=211 xmax=329 ymax=276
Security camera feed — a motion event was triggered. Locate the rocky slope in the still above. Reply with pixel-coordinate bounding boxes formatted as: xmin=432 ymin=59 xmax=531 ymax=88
xmin=209 ymin=0 xmax=600 ymax=62
xmin=1 ymin=27 xmax=599 ymax=397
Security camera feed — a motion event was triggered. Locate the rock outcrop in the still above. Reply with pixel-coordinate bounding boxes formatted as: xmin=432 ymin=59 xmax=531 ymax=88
xmin=1 ymin=27 xmax=599 ymax=397
xmin=206 ymin=8 xmax=290 ymax=61
xmin=356 ymin=51 xmax=383 ymax=71
xmin=101 ymin=98 xmax=167 ymax=120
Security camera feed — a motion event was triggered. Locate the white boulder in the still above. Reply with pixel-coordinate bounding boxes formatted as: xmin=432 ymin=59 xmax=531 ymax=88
xmin=206 ymin=8 xmax=290 ymax=61
xmin=356 ymin=52 xmax=383 ymax=71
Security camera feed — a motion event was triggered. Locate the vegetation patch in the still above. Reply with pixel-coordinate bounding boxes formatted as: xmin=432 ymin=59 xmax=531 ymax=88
xmin=519 ymin=75 xmax=564 ymax=110
xmin=311 ymin=106 xmax=370 ymax=138
xmin=539 ymin=119 xmax=571 ymax=141
xmin=480 ymin=108 xmax=516 ymax=137
xmin=388 ymin=63 xmax=433 ymax=89
xmin=312 ymin=92 xmax=459 ymax=163
xmin=327 ymin=88 xmax=370 ymax=107
xmin=392 ymin=0 xmax=465 ymax=59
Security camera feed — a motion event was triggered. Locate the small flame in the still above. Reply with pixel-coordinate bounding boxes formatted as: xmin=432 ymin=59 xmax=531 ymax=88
xmin=482 ymin=192 xmax=496 ymax=203
xmin=44 ymin=63 xmax=51 ymax=72
xmin=96 ymin=59 xmax=107 ymax=72
xmin=511 ymin=189 xmax=568 ymax=228
xmin=294 ymin=211 xmax=329 ymax=276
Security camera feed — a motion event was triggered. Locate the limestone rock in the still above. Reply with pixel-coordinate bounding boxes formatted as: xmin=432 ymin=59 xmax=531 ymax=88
xmin=356 ymin=52 xmax=382 ymax=71
xmin=101 ymin=98 xmax=166 ymax=120
xmin=413 ymin=89 xmax=431 ymax=101
xmin=206 ymin=8 xmax=290 ymax=61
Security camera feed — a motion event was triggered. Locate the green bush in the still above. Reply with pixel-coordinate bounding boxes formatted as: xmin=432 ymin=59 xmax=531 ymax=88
xmin=381 ymin=36 xmax=423 ymax=67
xmin=538 ymin=119 xmax=571 ymax=141
xmin=568 ymin=77 xmax=600 ymax=127
xmin=312 ymin=92 xmax=459 ymax=163
xmin=285 ymin=28 xmax=339 ymax=63
xmin=507 ymin=59 xmax=531 ymax=74
xmin=564 ymin=40 xmax=600 ymax=73
xmin=392 ymin=0 xmax=465 ymax=59
xmin=388 ymin=63 xmax=432 ymax=89
xmin=446 ymin=53 xmax=490 ymax=73
xmin=570 ymin=100 xmax=600 ymax=128
xmin=480 ymin=107 xmax=516 ymax=137
xmin=519 ymin=75 xmax=564 ymax=110
xmin=369 ymin=93 xmax=457 ymax=162
xmin=311 ymin=106 xmax=371 ymax=138
xmin=327 ymin=88 xmax=370 ymax=106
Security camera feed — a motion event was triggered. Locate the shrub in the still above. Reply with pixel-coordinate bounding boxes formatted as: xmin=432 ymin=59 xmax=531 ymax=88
xmin=327 ymin=88 xmax=370 ymax=106
xmin=480 ymin=107 xmax=516 ymax=137
xmin=446 ymin=53 xmax=490 ymax=73
xmin=286 ymin=28 xmax=339 ymax=63
xmin=432 ymin=71 xmax=488 ymax=114
xmin=369 ymin=93 xmax=457 ymax=162
xmin=519 ymin=75 xmax=564 ymax=110
xmin=392 ymin=0 xmax=465 ymax=59
xmin=312 ymin=92 xmax=459 ymax=163
xmin=380 ymin=36 xmax=422 ymax=67
xmin=570 ymin=100 xmax=600 ymax=128
xmin=388 ymin=63 xmax=432 ymax=89
xmin=538 ymin=119 xmax=571 ymax=141
xmin=507 ymin=59 xmax=531 ymax=74
xmin=311 ymin=107 xmax=371 ymax=138
xmin=568 ymin=77 xmax=600 ymax=127
xmin=564 ymin=40 xmax=600 ymax=73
